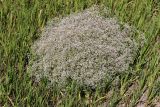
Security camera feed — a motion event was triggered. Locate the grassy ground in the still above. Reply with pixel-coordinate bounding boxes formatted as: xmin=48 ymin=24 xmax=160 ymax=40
xmin=0 ymin=0 xmax=159 ymax=107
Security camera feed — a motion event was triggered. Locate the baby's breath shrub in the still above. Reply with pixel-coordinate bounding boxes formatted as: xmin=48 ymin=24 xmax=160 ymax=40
xmin=30 ymin=6 xmax=140 ymax=88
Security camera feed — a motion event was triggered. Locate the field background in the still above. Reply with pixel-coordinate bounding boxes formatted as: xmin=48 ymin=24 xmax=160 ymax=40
xmin=0 ymin=0 xmax=160 ymax=106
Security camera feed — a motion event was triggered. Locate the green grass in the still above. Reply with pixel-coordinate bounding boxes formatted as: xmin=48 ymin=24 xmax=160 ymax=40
xmin=0 ymin=0 xmax=159 ymax=106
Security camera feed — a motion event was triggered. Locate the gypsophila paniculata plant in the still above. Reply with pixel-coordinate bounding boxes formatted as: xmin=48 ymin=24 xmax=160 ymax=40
xmin=29 ymin=6 xmax=143 ymax=88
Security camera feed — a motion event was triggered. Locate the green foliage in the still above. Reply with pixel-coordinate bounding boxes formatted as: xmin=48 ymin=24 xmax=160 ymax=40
xmin=0 ymin=0 xmax=159 ymax=106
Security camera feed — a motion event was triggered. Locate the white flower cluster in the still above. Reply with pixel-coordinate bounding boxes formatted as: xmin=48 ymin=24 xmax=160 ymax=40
xmin=30 ymin=6 xmax=138 ymax=88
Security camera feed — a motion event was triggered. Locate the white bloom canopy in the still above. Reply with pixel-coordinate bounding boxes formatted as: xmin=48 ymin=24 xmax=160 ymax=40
xmin=30 ymin=6 xmax=139 ymax=88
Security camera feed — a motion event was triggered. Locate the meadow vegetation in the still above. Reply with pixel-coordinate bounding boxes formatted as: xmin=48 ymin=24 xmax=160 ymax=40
xmin=0 ymin=0 xmax=160 ymax=106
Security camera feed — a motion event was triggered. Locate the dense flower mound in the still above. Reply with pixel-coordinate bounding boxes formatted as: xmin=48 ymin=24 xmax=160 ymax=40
xmin=30 ymin=6 xmax=139 ymax=88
